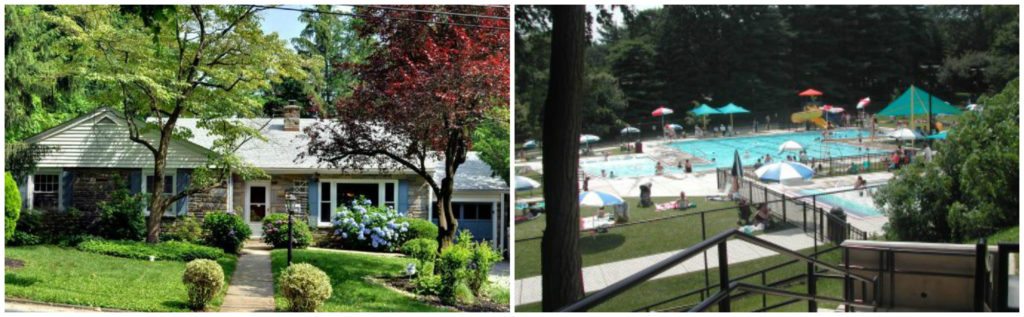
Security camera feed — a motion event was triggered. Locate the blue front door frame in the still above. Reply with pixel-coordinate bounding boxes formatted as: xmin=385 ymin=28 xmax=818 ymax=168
xmin=432 ymin=201 xmax=494 ymax=242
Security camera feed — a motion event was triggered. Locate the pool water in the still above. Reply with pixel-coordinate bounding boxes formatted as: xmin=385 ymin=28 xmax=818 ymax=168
xmin=799 ymin=188 xmax=883 ymax=217
xmin=581 ymin=156 xmax=691 ymax=178
xmin=666 ymin=129 xmax=884 ymax=170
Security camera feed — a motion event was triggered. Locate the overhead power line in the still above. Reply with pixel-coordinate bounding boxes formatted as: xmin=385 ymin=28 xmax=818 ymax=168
xmin=252 ymin=5 xmax=508 ymax=31
xmin=350 ymin=5 xmax=509 ymax=21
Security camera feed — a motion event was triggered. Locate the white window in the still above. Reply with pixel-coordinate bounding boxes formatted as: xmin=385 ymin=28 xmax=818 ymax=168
xmin=318 ymin=179 xmax=399 ymax=226
xmin=32 ymin=174 xmax=60 ymax=211
xmin=142 ymin=170 xmax=177 ymax=215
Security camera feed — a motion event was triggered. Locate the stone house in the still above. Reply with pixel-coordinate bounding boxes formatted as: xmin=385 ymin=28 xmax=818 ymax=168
xmin=16 ymin=106 xmax=509 ymax=251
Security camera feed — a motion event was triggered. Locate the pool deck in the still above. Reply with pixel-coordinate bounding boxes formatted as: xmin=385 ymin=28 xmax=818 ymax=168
xmin=764 ymin=172 xmax=893 ymax=237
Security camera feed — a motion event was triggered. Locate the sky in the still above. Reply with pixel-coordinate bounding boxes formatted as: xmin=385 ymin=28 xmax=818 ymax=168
xmin=586 ymin=4 xmax=661 ymax=41
xmin=258 ymin=5 xmax=354 ymax=50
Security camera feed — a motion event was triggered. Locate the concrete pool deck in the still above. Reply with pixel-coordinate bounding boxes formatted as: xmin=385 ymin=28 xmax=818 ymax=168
xmin=764 ymin=172 xmax=893 ymax=237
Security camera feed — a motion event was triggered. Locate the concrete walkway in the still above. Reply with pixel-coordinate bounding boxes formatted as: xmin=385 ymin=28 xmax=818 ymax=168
xmin=514 ymin=227 xmax=816 ymax=306
xmin=220 ymin=241 xmax=276 ymax=312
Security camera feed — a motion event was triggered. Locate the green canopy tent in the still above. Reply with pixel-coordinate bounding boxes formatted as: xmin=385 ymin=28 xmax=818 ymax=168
xmin=716 ymin=102 xmax=751 ymax=133
xmin=690 ymin=104 xmax=722 ymax=132
xmin=877 ymin=85 xmax=961 ymax=146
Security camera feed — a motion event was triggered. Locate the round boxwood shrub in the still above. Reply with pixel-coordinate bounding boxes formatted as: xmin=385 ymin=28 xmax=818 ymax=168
xmin=161 ymin=215 xmax=204 ymax=244
xmin=400 ymin=238 xmax=438 ymax=265
xmin=5 ymin=172 xmax=22 ymax=243
xmin=279 ymin=263 xmax=333 ymax=312
xmin=261 ymin=213 xmax=313 ymax=249
xmin=202 ymin=211 xmax=251 ymax=254
xmin=403 ymin=218 xmax=438 ymax=241
xmin=182 ymin=259 xmax=225 ymax=311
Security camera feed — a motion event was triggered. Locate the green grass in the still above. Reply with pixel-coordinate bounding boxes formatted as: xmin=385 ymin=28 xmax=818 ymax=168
xmin=270 ymin=249 xmax=449 ymax=312
xmin=484 ymin=282 xmax=510 ymax=305
xmin=979 ymin=226 xmax=1019 ymax=244
xmin=5 ymin=245 xmax=237 ymax=312
xmin=515 ymin=196 xmax=740 ymax=278
xmin=516 ymin=245 xmax=844 ymax=312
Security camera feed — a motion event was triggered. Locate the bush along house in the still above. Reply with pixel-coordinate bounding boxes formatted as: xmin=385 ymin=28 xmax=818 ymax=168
xmin=16 ymin=105 xmax=510 ymax=252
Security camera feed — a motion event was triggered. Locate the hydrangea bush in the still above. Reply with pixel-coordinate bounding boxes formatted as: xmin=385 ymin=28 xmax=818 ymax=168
xmin=329 ymin=197 xmax=411 ymax=252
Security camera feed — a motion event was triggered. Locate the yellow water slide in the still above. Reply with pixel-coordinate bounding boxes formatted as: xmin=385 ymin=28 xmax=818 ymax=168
xmin=791 ymin=107 xmax=828 ymax=129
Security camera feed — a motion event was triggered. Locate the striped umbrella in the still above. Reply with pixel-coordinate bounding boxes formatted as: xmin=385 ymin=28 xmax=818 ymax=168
xmin=579 ymin=191 xmax=625 ymax=207
xmin=754 ymin=162 xmax=815 ymax=182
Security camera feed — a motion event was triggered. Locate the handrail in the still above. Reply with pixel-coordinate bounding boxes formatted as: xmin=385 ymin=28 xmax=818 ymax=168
xmin=689 ymin=282 xmax=879 ymax=312
xmin=557 ymin=228 xmax=876 ymax=312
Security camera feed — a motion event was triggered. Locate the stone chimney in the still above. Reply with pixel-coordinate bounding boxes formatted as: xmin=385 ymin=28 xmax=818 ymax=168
xmin=283 ymin=100 xmax=301 ymax=131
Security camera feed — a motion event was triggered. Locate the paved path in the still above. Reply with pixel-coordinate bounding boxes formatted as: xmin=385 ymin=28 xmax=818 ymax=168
xmin=220 ymin=241 xmax=276 ymax=312
xmin=514 ymin=227 xmax=816 ymax=306
xmin=4 ymin=299 xmax=113 ymax=312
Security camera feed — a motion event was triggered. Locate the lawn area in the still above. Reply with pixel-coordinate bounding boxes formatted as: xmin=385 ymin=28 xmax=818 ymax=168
xmin=515 ymin=196 xmax=740 ymax=278
xmin=269 ymin=249 xmax=449 ymax=312
xmin=978 ymin=226 xmax=1019 ymax=244
xmin=5 ymin=245 xmax=237 ymax=312
xmin=516 ymin=245 xmax=844 ymax=312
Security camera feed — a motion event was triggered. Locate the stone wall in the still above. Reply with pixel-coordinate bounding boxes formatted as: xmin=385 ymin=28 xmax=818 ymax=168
xmin=68 ymin=168 xmax=132 ymax=216
xmin=186 ymin=183 xmax=228 ymax=220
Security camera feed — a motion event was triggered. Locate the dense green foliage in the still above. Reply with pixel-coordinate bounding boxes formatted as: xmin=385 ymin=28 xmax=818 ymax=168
xmin=5 ymin=172 xmax=22 ymax=242
xmin=262 ymin=213 xmax=314 ymax=249
xmin=467 ymin=238 xmax=503 ymax=296
xmin=403 ymin=218 xmax=440 ymax=241
xmin=182 ymin=259 xmax=226 ymax=311
xmin=78 ymin=239 xmax=226 ymax=262
xmin=278 ymin=263 xmax=333 ymax=312
xmin=5 ymin=245 xmax=236 ymax=312
xmin=876 ymin=79 xmax=1018 ymax=242
xmin=515 ymin=5 xmax=1018 ymax=141
xmin=473 ymin=106 xmax=512 ymax=184
xmin=438 ymin=241 xmax=474 ymax=305
xmin=95 ymin=188 xmax=148 ymax=241
xmin=161 ymin=215 xmax=205 ymax=244
xmin=401 ymin=238 xmax=439 ymax=265
xmin=202 ymin=212 xmax=252 ymax=254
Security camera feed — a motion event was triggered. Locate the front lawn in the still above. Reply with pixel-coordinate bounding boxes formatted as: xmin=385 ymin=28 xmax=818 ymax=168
xmin=270 ymin=249 xmax=449 ymax=312
xmin=515 ymin=196 xmax=740 ymax=278
xmin=517 ymin=245 xmax=844 ymax=312
xmin=5 ymin=245 xmax=237 ymax=312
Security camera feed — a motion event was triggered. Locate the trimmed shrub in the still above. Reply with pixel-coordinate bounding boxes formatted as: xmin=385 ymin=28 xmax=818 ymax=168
xmin=161 ymin=215 xmax=204 ymax=244
xmin=400 ymin=238 xmax=438 ymax=265
xmin=182 ymin=259 xmax=225 ymax=311
xmin=438 ymin=243 xmax=473 ymax=305
xmin=95 ymin=188 xmax=147 ymax=241
xmin=57 ymin=233 xmax=102 ymax=247
xmin=9 ymin=231 xmax=41 ymax=246
xmin=468 ymin=240 xmax=503 ymax=295
xmin=202 ymin=211 xmax=251 ymax=254
xmin=261 ymin=213 xmax=313 ymax=249
xmin=279 ymin=263 xmax=333 ymax=312
xmin=403 ymin=218 xmax=438 ymax=241
xmin=329 ymin=198 xmax=410 ymax=251
xmin=77 ymin=239 xmax=224 ymax=261
xmin=414 ymin=273 xmax=442 ymax=296
xmin=5 ymin=172 xmax=22 ymax=243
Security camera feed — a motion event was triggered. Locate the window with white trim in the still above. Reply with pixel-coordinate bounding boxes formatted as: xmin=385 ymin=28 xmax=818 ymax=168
xmin=32 ymin=174 xmax=59 ymax=211
xmin=142 ymin=170 xmax=176 ymax=215
xmin=318 ymin=180 xmax=399 ymax=226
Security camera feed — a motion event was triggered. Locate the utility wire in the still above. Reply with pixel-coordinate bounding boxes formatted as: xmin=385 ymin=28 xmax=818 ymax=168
xmin=350 ymin=5 xmax=509 ymax=20
xmin=253 ymin=5 xmax=508 ymax=30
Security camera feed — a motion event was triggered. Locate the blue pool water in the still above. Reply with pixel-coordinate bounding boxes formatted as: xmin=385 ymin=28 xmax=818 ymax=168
xmin=665 ymin=129 xmax=884 ymax=170
xmin=799 ymin=188 xmax=883 ymax=217
xmin=581 ymin=156 xmax=694 ymax=178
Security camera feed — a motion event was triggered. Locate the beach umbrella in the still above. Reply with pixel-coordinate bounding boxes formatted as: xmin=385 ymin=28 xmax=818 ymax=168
xmin=715 ymin=102 xmax=751 ymax=129
xmin=580 ymin=134 xmax=601 ymax=144
xmin=856 ymin=97 xmax=871 ymax=109
xmin=667 ymin=123 xmax=684 ymax=131
xmin=652 ymin=106 xmax=674 ymax=138
xmin=523 ymin=140 xmax=537 ymax=149
xmin=924 ymin=131 xmax=948 ymax=140
xmin=877 ymin=85 xmax=961 ymax=145
xmin=798 ymin=88 xmax=823 ymax=97
xmin=826 ymin=106 xmax=845 ymax=113
xmin=778 ymin=140 xmax=803 ymax=153
xmin=690 ymin=104 xmax=722 ymax=131
xmin=731 ymin=150 xmax=743 ymax=177
xmin=515 ymin=175 xmax=541 ymax=191
xmin=888 ymin=128 xmax=923 ymax=140
xmin=755 ymin=162 xmax=815 ymax=182
xmin=967 ymin=104 xmax=980 ymax=111
xmin=620 ymin=126 xmax=640 ymax=134
xmin=579 ymin=190 xmax=625 ymax=207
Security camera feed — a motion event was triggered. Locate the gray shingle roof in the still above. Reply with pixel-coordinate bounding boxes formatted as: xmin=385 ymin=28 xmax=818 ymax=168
xmin=433 ymin=152 xmax=509 ymax=191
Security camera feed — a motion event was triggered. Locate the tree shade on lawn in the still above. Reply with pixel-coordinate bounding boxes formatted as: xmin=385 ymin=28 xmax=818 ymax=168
xmin=4 ymin=246 xmax=237 ymax=312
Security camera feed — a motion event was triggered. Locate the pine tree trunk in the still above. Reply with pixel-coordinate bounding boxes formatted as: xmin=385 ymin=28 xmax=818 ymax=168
xmin=540 ymin=5 xmax=587 ymax=312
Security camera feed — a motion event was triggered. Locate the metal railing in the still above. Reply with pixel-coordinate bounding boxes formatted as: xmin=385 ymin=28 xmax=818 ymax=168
xmin=557 ymin=228 xmax=879 ymax=312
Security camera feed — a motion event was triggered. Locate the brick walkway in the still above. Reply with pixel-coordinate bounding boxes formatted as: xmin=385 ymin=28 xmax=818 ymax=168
xmin=220 ymin=241 xmax=276 ymax=312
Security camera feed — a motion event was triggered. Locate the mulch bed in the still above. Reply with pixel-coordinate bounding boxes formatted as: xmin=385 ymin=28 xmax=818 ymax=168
xmin=6 ymin=257 xmax=25 ymax=269
xmin=377 ymin=276 xmax=508 ymax=312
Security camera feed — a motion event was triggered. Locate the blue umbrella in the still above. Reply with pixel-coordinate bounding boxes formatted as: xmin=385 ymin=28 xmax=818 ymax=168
xmin=924 ymin=131 xmax=948 ymax=140
xmin=579 ymin=191 xmax=625 ymax=207
xmin=754 ymin=162 xmax=814 ymax=182
xmin=523 ymin=140 xmax=538 ymax=149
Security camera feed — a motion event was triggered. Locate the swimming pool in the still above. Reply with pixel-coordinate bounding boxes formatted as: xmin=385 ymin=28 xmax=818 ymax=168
xmin=799 ymin=188 xmax=883 ymax=217
xmin=581 ymin=155 xmax=692 ymax=178
xmin=666 ymin=129 xmax=884 ymax=170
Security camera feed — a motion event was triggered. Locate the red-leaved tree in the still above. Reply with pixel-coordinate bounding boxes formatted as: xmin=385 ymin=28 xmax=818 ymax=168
xmin=302 ymin=5 xmax=509 ymax=250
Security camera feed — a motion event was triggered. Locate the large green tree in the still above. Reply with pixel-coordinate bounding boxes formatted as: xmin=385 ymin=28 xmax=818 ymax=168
xmin=40 ymin=5 xmax=304 ymax=243
xmin=473 ymin=106 xmax=511 ymax=184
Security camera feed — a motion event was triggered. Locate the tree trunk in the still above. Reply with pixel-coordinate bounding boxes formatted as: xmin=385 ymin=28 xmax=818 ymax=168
xmin=146 ymin=155 xmax=168 ymax=243
xmin=435 ymin=174 xmax=459 ymax=252
xmin=540 ymin=5 xmax=587 ymax=312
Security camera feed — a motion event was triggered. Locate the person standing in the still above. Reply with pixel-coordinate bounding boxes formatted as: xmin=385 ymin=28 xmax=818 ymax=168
xmin=765 ymin=115 xmax=771 ymax=130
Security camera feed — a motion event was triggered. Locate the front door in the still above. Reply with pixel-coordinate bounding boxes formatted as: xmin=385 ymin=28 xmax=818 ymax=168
xmin=246 ymin=182 xmax=270 ymax=237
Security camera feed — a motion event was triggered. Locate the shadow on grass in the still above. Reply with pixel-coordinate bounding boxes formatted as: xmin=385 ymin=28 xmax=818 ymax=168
xmin=160 ymin=300 xmax=190 ymax=311
xmin=5 ymin=273 xmax=40 ymax=287
xmin=579 ymin=234 xmax=627 ymax=254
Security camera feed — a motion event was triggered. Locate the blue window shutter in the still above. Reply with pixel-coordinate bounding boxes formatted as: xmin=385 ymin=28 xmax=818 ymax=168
xmin=61 ymin=170 xmax=74 ymax=211
xmin=18 ymin=175 xmax=28 ymax=210
xmin=308 ymin=176 xmax=319 ymax=227
xmin=129 ymin=169 xmax=142 ymax=194
xmin=176 ymin=169 xmax=191 ymax=216
xmin=397 ymin=180 xmax=409 ymax=215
